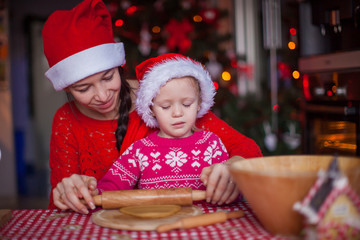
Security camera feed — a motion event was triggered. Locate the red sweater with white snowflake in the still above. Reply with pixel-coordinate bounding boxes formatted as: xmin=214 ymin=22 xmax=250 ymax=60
xmin=49 ymin=102 xmax=262 ymax=208
xmin=97 ymin=131 xmax=228 ymax=192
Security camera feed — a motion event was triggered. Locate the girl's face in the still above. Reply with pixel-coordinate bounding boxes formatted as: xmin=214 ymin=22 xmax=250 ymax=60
xmin=152 ymin=77 xmax=201 ymax=139
xmin=67 ymin=68 xmax=121 ymax=120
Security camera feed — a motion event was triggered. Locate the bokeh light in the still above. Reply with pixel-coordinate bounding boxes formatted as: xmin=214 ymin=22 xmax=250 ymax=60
xmin=292 ymin=70 xmax=300 ymax=79
xmin=213 ymin=81 xmax=219 ymax=90
xmin=290 ymin=28 xmax=297 ymax=35
xmin=288 ymin=41 xmax=296 ymax=50
xmin=272 ymin=104 xmax=279 ymax=112
xmin=193 ymin=15 xmax=202 ymax=22
xmin=152 ymin=26 xmax=161 ymax=33
xmin=115 ymin=19 xmax=124 ymax=27
xmin=222 ymin=71 xmax=231 ymax=81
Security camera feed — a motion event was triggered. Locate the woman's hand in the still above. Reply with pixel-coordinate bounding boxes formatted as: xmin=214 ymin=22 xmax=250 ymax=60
xmin=53 ymin=174 xmax=98 ymax=214
xmin=200 ymin=156 xmax=243 ymax=205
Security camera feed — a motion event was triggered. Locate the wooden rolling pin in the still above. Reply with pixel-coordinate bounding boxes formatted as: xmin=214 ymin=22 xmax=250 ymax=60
xmin=156 ymin=210 xmax=244 ymax=232
xmin=91 ymin=188 xmax=206 ymax=209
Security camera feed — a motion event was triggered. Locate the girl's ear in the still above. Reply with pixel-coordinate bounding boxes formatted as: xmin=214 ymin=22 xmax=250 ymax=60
xmin=150 ymin=105 xmax=156 ymax=117
xmin=64 ymin=87 xmax=70 ymax=93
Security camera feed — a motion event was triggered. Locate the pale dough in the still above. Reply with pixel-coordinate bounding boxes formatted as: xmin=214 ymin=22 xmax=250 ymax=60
xmin=119 ymin=205 xmax=181 ymax=219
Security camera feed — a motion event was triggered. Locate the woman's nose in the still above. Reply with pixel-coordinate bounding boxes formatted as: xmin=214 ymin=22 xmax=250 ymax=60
xmin=94 ymin=86 xmax=108 ymax=101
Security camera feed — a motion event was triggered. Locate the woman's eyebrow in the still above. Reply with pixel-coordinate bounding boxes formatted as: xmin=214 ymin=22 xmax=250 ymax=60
xmin=73 ymin=69 xmax=114 ymax=88
xmin=72 ymin=83 xmax=88 ymax=88
xmin=102 ymin=69 xmax=114 ymax=76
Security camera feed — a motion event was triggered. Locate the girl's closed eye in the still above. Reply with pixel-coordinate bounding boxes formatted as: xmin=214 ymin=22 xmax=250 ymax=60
xmin=161 ymin=105 xmax=170 ymax=110
xmin=183 ymin=100 xmax=194 ymax=107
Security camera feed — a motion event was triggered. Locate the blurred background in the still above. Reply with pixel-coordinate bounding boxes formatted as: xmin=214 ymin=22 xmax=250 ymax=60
xmin=0 ymin=0 xmax=359 ymax=209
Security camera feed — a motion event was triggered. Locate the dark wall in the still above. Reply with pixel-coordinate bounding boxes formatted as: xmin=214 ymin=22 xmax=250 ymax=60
xmin=299 ymin=0 xmax=360 ymax=57
xmin=8 ymin=0 xmax=81 ymax=197
xmin=9 ymin=0 xmax=80 ymax=131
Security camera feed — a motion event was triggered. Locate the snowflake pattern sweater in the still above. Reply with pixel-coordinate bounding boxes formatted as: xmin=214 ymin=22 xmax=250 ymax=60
xmin=97 ymin=131 xmax=229 ymax=192
xmin=49 ymin=102 xmax=262 ymax=208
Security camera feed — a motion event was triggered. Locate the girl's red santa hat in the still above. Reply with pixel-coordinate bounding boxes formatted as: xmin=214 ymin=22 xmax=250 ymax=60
xmin=42 ymin=0 xmax=125 ymax=91
xmin=135 ymin=53 xmax=215 ymax=128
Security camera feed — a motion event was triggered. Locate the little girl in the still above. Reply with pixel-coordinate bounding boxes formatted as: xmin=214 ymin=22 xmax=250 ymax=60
xmin=97 ymin=53 xmax=239 ymax=205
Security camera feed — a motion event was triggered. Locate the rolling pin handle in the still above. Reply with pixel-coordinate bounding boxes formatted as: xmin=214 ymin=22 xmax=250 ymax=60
xmin=191 ymin=190 xmax=206 ymax=201
xmin=157 ymin=220 xmax=183 ymax=233
xmin=156 ymin=210 xmax=244 ymax=232
xmin=93 ymin=195 xmax=102 ymax=206
xmin=226 ymin=210 xmax=244 ymax=219
xmin=79 ymin=195 xmax=102 ymax=207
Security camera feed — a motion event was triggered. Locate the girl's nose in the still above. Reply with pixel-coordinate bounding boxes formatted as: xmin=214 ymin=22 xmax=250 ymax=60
xmin=172 ymin=104 xmax=183 ymax=117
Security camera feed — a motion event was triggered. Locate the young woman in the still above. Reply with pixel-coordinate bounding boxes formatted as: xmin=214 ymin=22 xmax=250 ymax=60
xmin=43 ymin=0 xmax=262 ymax=214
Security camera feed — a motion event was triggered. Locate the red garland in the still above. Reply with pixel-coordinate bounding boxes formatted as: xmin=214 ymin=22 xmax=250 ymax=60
xmin=277 ymin=61 xmax=292 ymax=80
xmin=199 ymin=8 xmax=220 ymax=25
xmin=165 ymin=18 xmax=194 ymax=54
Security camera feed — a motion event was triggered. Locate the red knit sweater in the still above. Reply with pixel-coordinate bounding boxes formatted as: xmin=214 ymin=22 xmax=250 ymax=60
xmin=97 ymin=131 xmax=229 ymax=192
xmin=49 ymin=102 xmax=262 ymax=208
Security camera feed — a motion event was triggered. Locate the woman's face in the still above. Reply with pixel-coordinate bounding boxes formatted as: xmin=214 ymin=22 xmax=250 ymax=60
xmin=152 ymin=77 xmax=201 ymax=139
xmin=67 ymin=68 xmax=121 ymax=120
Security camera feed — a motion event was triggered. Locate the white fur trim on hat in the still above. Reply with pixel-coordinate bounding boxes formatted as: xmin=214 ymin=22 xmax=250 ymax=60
xmin=45 ymin=43 xmax=125 ymax=91
xmin=136 ymin=56 xmax=215 ymax=128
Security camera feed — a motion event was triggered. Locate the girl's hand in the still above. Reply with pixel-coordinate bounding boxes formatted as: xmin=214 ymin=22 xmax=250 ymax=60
xmin=200 ymin=157 xmax=242 ymax=205
xmin=53 ymin=174 xmax=98 ymax=214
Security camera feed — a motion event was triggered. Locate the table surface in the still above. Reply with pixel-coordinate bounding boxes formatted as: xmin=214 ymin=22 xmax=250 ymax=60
xmin=0 ymin=201 xmax=291 ymax=240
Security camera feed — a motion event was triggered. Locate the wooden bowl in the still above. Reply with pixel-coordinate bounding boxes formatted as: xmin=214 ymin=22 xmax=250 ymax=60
xmin=229 ymin=155 xmax=360 ymax=236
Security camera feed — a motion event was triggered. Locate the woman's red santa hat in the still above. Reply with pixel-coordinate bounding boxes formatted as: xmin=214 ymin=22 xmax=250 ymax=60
xmin=135 ymin=53 xmax=215 ymax=128
xmin=42 ymin=0 xmax=125 ymax=91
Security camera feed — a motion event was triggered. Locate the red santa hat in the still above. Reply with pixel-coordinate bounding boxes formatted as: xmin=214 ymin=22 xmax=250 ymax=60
xmin=42 ymin=0 xmax=125 ymax=91
xmin=135 ymin=53 xmax=215 ymax=128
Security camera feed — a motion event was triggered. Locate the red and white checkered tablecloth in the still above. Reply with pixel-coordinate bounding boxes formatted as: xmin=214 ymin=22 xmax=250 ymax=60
xmin=0 ymin=201 xmax=291 ymax=239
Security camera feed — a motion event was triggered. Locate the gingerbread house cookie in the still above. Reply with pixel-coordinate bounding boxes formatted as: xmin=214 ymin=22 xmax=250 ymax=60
xmin=293 ymin=157 xmax=360 ymax=239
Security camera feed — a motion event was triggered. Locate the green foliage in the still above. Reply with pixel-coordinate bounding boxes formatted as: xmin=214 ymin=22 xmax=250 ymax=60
xmin=105 ymin=0 xmax=303 ymax=156
xmin=104 ymin=0 xmax=231 ymax=78
xmin=214 ymin=81 xmax=303 ymax=156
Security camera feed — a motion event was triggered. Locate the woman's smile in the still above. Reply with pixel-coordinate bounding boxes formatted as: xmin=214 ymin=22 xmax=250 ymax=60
xmin=96 ymin=96 xmax=114 ymax=110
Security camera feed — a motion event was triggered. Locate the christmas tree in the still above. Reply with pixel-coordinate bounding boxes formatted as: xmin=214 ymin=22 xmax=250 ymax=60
xmin=105 ymin=0 xmax=303 ymax=156
xmin=104 ymin=0 xmax=233 ymax=79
